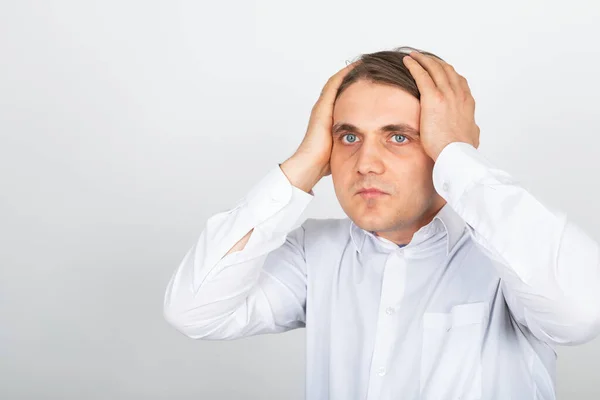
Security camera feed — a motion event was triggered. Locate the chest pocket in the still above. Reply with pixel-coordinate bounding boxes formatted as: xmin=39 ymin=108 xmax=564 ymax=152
xmin=420 ymin=301 xmax=487 ymax=400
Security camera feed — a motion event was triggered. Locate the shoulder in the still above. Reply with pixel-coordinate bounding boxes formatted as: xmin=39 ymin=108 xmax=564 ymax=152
xmin=299 ymin=217 xmax=352 ymax=249
xmin=301 ymin=217 xmax=350 ymax=235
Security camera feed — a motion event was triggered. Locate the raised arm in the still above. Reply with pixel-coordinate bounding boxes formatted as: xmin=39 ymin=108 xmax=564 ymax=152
xmin=403 ymin=50 xmax=600 ymax=346
xmin=163 ymin=62 xmax=357 ymax=340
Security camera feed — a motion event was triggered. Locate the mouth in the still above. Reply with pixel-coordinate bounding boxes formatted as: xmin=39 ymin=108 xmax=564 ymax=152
xmin=356 ymin=188 xmax=389 ymax=198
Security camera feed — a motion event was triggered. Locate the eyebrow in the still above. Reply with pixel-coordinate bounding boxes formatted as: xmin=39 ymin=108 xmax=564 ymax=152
xmin=331 ymin=122 xmax=420 ymax=137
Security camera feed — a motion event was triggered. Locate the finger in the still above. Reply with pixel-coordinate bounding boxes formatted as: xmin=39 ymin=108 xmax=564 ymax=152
xmin=319 ymin=61 xmax=359 ymax=102
xmin=459 ymin=74 xmax=469 ymax=89
xmin=445 ymin=70 xmax=475 ymax=106
xmin=457 ymin=75 xmax=473 ymax=97
xmin=406 ymin=51 xmax=452 ymax=93
xmin=402 ymin=55 xmax=437 ymax=95
xmin=439 ymin=61 xmax=463 ymax=94
xmin=435 ymin=59 xmax=471 ymax=98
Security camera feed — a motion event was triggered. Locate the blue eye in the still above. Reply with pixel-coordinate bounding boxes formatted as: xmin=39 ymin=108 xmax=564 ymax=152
xmin=342 ymin=133 xmax=358 ymax=144
xmin=340 ymin=133 xmax=408 ymax=145
xmin=392 ymin=134 xmax=407 ymax=143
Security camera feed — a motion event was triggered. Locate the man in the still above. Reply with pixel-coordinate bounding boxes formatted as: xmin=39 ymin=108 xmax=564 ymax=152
xmin=163 ymin=46 xmax=600 ymax=399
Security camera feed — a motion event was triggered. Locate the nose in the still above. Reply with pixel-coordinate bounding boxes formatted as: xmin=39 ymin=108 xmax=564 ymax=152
xmin=356 ymin=140 xmax=384 ymax=176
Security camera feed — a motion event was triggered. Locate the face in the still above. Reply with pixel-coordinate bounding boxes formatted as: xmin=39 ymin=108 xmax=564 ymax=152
xmin=331 ymin=79 xmax=445 ymax=239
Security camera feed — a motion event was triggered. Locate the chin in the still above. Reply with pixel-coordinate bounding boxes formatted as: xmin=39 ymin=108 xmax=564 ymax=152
xmin=350 ymin=211 xmax=393 ymax=232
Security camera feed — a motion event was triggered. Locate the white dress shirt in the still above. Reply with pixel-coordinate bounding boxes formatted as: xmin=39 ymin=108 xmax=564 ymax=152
xmin=164 ymin=142 xmax=600 ymax=400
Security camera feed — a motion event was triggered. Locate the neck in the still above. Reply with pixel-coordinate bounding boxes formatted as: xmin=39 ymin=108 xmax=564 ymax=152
xmin=373 ymin=197 xmax=446 ymax=246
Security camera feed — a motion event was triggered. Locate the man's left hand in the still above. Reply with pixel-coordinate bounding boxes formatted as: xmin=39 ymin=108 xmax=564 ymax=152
xmin=402 ymin=51 xmax=480 ymax=162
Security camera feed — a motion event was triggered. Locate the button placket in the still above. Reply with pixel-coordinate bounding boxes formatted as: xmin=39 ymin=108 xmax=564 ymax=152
xmin=366 ymin=251 xmax=407 ymax=399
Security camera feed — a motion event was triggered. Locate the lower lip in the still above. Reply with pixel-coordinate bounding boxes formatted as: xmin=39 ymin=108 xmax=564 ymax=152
xmin=358 ymin=191 xmax=387 ymax=199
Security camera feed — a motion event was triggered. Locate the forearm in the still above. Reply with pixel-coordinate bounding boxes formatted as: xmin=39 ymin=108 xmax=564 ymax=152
xmin=280 ymin=154 xmax=326 ymax=194
xmin=163 ymin=165 xmax=313 ymax=338
xmin=222 ymin=155 xmax=321 ymax=257
xmin=433 ymin=142 xmax=600 ymax=344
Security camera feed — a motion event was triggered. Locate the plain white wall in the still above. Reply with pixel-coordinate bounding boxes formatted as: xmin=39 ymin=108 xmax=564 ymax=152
xmin=1 ymin=0 xmax=600 ymax=398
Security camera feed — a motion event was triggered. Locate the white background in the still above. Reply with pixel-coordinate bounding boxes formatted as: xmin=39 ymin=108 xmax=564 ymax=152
xmin=1 ymin=0 xmax=600 ymax=398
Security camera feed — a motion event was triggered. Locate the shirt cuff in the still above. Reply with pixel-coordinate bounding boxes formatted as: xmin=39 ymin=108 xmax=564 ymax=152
xmin=241 ymin=164 xmax=314 ymax=233
xmin=432 ymin=142 xmax=501 ymax=204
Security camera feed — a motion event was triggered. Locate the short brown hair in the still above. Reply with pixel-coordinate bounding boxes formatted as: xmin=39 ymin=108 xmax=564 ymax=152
xmin=335 ymin=46 xmax=445 ymax=102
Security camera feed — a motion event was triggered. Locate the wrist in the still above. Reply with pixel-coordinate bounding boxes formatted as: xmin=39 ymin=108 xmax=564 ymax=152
xmin=280 ymin=155 xmax=325 ymax=194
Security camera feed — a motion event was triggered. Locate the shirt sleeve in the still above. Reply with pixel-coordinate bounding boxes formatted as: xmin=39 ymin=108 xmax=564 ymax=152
xmin=163 ymin=164 xmax=314 ymax=340
xmin=432 ymin=141 xmax=600 ymax=346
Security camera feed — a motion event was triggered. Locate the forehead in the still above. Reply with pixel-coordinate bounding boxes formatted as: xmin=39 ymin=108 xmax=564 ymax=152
xmin=333 ymin=80 xmax=420 ymax=128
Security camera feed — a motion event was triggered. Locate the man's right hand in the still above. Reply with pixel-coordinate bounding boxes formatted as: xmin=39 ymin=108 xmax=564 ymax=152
xmin=280 ymin=62 xmax=358 ymax=193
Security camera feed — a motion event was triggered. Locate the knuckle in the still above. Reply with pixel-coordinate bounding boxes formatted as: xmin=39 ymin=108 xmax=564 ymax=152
xmin=433 ymin=90 xmax=445 ymax=102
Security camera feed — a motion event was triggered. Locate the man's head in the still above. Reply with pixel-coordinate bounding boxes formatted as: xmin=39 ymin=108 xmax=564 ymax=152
xmin=330 ymin=46 xmax=447 ymax=244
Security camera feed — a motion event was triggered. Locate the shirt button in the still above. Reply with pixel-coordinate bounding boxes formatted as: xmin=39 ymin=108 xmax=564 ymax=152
xmin=385 ymin=307 xmax=395 ymax=315
xmin=442 ymin=182 xmax=449 ymax=192
xmin=377 ymin=367 xmax=387 ymax=376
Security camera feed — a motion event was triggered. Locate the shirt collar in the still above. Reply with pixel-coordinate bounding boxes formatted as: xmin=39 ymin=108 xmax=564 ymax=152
xmin=348 ymin=202 xmax=465 ymax=256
